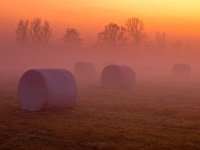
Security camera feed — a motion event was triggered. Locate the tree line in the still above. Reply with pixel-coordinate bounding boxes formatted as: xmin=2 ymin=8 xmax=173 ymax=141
xmin=16 ymin=18 xmax=52 ymax=46
xmin=15 ymin=17 xmax=172 ymax=49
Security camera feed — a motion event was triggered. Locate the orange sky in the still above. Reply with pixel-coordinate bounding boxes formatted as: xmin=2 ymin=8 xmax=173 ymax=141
xmin=1 ymin=0 xmax=200 ymax=43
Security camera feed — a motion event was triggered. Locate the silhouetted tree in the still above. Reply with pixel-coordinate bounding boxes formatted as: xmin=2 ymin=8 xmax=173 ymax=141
xmin=41 ymin=20 xmax=52 ymax=45
xmin=126 ymin=17 xmax=146 ymax=46
xmin=155 ymin=31 xmax=167 ymax=48
xmin=63 ymin=28 xmax=82 ymax=47
xmin=30 ymin=18 xmax=43 ymax=46
xmin=172 ymin=40 xmax=183 ymax=57
xmin=16 ymin=19 xmax=29 ymax=46
xmin=174 ymin=40 xmax=182 ymax=50
xmin=96 ymin=23 xmax=126 ymax=47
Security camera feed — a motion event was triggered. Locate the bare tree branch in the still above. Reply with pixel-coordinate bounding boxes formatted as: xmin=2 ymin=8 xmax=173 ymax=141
xmin=16 ymin=19 xmax=29 ymax=46
xmin=63 ymin=28 xmax=82 ymax=47
xmin=155 ymin=31 xmax=167 ymax=48
xmin=30 ymin=18 xmax=43 ymax=46
xmin=41 ymin=20 xmax=52 ymax=45
xmin=126 ymin=17 xmax=146 ymax=46
xmin=96 ymin=23 xmax=127 ymax=48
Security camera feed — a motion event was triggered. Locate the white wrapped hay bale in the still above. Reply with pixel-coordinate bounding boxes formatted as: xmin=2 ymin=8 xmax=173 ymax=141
xmin=101 ymin=65 xmax=136 ymax=89
xmin=74 ymin=61 xmax=96 ymax=77
xmin=18 ymin=69 xmax=78 ymax=111
xmin=172 ymin=63 xmax=191 ymax=77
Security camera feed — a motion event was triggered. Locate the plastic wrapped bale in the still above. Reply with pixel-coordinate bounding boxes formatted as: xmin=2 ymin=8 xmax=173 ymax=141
xmin=101 ymin=65 xmax=136 ymax=89
xmin=74 ymin=61 xmax=96 ymax=77
xmin=18 ymin=69 xmax=78 ymax=111
xmin=172 ymin=63 xmax=191 ymax=78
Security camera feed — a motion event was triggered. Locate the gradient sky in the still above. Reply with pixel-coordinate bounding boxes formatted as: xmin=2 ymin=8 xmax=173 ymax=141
xmin=1 ymin=0 xmax=200 ymax=43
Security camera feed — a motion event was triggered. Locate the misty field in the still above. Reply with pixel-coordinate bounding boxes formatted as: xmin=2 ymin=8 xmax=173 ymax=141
xmin=0 ymin=76 xmax=200 ymax=150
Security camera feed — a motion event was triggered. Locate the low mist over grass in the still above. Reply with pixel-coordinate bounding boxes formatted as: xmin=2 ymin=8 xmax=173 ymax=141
xmin=0 ymin=78 xmax=200 ymax=149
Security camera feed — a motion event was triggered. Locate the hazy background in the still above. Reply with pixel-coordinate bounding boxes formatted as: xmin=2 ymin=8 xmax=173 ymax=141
xmin=1 ymin=0 xmax=200 ymax=81
xmin=1 ymin=0 xmax=200 ymax=42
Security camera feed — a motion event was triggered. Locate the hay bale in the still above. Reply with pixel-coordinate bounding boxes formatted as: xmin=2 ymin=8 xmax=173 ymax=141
xmin=101 ymin=65 xmax=136 ymax=89
xmin=172 ymin=63 xmax=191 ymax=77
xmin=18 ymin=69 xmax=77 ymax=111
xmin=74 ymin=61 xmax=96 ymax=78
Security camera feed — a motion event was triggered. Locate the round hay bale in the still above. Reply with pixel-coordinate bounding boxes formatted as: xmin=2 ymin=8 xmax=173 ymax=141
xmin=74 ymin=61 xmax=96 ymax=77
xmin=18 ymin=69 xmax=77 ymax=111
xmin=101 ymin=65 xmax=136 ymax=89
xmin=172 ymin=63 xmax=191 ymax=77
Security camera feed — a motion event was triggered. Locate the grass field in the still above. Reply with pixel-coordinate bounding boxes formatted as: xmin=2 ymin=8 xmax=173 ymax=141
xmin=0 ymin=76 xmax=200 ymax=150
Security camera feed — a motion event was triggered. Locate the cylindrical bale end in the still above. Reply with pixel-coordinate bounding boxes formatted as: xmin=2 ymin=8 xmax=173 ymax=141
xmin=120 ymin=65 xmax=136 ymax=88
xmin=101 ymin=65 xmax=136 ymax=89
xmin=18 ymin=69 xmax=78 ymax=111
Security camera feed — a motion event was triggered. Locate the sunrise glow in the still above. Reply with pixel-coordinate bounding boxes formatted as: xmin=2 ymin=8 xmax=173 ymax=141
xmin=1 ymin=0 xmax=200 ymax=41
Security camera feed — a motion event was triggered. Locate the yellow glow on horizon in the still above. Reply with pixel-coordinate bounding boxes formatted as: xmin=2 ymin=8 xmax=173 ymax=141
xmin=1 ymin=0 xmax=200 ymax=39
